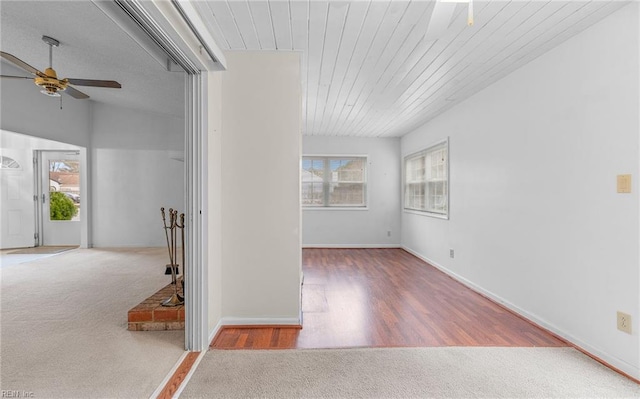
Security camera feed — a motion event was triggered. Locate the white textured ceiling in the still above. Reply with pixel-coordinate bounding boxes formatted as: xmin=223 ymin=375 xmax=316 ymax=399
xmin=194 ymin=0 xmax=627 ymax=137
xmin=0 ymin=1 xmax=185 ymax=118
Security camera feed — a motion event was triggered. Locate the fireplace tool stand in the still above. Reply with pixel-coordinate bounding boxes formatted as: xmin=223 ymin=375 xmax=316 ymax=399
xmin=161 ymin=207 xmax=184 ymax=307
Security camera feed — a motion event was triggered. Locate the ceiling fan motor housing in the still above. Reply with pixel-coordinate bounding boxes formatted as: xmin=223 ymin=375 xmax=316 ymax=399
xmin=34 ymin=67 xmax=68 ymax=95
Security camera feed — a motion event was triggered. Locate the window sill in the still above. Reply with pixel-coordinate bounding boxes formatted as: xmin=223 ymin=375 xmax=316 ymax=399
xmin=303 ymin=207 xmax=369 ymax=211
xmin=403 ymin=209 xmax=449 ymax=220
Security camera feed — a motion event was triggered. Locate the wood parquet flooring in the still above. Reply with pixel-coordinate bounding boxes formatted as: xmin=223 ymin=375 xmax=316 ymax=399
xmin=211 ymin=248 xmax=567 ymax=349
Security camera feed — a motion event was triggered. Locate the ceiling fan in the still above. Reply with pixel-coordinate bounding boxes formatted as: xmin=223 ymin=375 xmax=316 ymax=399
xmin=425 ymin=0 xmax=474 ymax=42
xmin=0 ymin=35 xmax=121 ymax=99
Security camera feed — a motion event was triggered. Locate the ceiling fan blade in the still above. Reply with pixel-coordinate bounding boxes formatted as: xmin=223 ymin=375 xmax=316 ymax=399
xmin=0 ymin=75 xmax=32 ymax=79
xmin=64 ymin=86 xmax=90 ymax=99
xmin=66 ymin=78 xmax=121 ymax=88
xmin=425 ymin=1 xmax=458 ymax=42
xmin=0 ymin=51 xmax=42 ymax=76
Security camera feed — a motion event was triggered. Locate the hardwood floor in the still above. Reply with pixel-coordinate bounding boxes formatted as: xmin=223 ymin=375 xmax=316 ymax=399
xmin=157 ymin=352 xmax=200 ymax=399
xmin=211 ymin=248 xmax=567 ymax=349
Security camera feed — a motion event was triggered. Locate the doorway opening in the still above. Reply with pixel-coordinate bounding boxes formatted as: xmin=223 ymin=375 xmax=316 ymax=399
xmin=36 ymin=150 xmax=82 ymax=247
xmin=0 ymin=130 xmax=85 ymax=251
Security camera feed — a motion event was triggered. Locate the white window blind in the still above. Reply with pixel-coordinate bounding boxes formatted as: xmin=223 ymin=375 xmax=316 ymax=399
xmin=302 ymin=156 xmax=367 ymax=207
xmin=404 ymin=139 xmax=448 ymax=217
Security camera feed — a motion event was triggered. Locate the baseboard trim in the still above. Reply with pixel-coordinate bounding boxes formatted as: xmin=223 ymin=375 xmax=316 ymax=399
xmin=208 ymin=319 xmax=224 ymax=347
xmin=401 ymin=245 xmax=640 ymax=381
xmin=302 ymin=244 xmax=401 ymax=248
xmin=220 ymin=317 xmax=302 ymax=327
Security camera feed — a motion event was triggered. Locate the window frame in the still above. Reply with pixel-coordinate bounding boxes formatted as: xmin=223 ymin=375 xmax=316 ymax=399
xmin=403 ymin=138 xmax=449 ymax=219
xmin=302 ymin=154 xmax=368 ymax=210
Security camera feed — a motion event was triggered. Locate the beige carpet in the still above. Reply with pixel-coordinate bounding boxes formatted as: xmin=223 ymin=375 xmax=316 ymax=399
xmin=181 ymin=347 xmax=640 ymax=398
xmin=0 ymin=248 xmax=184 ymax=398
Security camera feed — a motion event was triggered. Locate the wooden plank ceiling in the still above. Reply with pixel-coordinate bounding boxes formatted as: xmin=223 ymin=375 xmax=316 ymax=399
xmin=193 ymin=0 xmax=626 ymax=137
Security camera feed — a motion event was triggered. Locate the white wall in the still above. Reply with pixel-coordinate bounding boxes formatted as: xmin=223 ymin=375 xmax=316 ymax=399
xmin=0 ymin=130 xmax=82 ymax=152
xmin=0 ymin=68 xmax=91 ymax=148
xmin=207 ymin=71 xmax=223 ymax=333
xmin=220 ymin=51 xmax=301 ymax=324
xmin=401 ymin=4 xmax=639 ymax=378
xmin=302 ymin=136 xmax=401 ymax=247
xmin=90 ymin=102 xmax=184 ymax=247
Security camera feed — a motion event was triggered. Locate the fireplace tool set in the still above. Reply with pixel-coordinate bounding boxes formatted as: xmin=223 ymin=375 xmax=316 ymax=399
xmin=161 ymin=207 xmax=185 ymax=307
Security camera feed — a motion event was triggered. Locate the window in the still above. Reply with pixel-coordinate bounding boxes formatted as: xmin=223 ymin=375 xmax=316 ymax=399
xmin=0 ymin=155 xmax=20 ymax=169
xmin=404 ymin=139 xmax=448 ymax=217
xmin=48 ymin=159 xmax=81 ymax=221
xmin=302 ymin=156 xmax=367 ymax=208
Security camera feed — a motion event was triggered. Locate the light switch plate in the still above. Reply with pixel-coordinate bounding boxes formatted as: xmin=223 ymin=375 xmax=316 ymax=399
xmin=617 ymin=174 xmax=632 ymax=193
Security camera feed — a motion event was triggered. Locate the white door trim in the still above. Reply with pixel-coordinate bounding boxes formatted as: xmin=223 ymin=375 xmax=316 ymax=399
xmin=34 ymin=148 xmax=88 ymax=248
xmin=39 ymin=151 xmax=81 ymax=246
xmin=184 ymin=72 xmax=209 ymax=351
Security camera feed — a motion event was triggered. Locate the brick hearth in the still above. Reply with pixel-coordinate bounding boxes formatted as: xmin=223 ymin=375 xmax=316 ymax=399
xmin=128 ymin=283 xmax=184 ymax=331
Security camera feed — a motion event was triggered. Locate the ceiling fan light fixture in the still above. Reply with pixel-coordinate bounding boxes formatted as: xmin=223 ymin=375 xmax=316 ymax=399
xmin=40 ymin=88 xmax=61 ymax=97
xmin=34 ymin=74 xmax=68 ymax=97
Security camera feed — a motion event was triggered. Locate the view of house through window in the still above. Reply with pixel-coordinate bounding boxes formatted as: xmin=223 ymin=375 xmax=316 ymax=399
xmin=404 ymin=139 xmax=448 ymax=217
xmin=302 ymin=156 xmax=367 ymax=207
xmin=49 ymin=160 xmax=80 ymax=221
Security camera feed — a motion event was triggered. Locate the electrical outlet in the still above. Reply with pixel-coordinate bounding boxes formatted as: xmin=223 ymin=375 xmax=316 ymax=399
xmin=387 ymin=230 xmax=391 ymax=237
xmin=617 ymin=311 xmax=632 ymax=334
xmin=449 ymin=249 xmax=454 ymax=258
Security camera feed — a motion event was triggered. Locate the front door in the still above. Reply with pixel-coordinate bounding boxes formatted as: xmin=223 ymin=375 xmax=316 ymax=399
xmin=0 ymin=149 xmax=35 ymax=249
xmin=40 ymin=151 xmax=81 ymax=246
